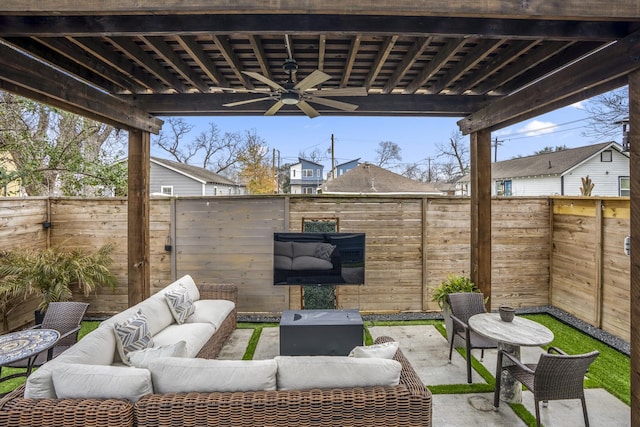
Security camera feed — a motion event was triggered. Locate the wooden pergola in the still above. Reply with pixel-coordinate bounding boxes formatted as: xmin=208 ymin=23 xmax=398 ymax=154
xmin=1 ymin=1 xmax=639 ymax=422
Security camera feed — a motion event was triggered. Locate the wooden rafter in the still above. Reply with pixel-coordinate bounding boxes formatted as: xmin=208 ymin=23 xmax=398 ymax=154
xmin=427 ymin=39 xmax=503 ymax=95
xmin=403 ymin=38 xmax=466 ymax=94
xmin=212 ymin=34 xmax=254 ymax=89
xmin=177 ymin=35 xmax=230 ymax=88
xmin=72 ymin=36 xmax=164 ymax=92
xmin=247 ymin=35 xmax=272 ymax=83
xmin=341 ymin=34 xmax=361 ymax=88
xmin=109 ymin=36 xmax=187 ymax=92
xmin=141 ymin=36 xmax=210 ymax=93
xmin=382 ymin=36 xmax=431 ymax=94
xmin=364 ymin=35 xmax=398 ymax=90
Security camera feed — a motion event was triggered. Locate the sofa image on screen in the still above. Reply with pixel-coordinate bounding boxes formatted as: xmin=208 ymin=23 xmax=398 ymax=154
xmin=273 ymin=239 xmax=343 ymax=285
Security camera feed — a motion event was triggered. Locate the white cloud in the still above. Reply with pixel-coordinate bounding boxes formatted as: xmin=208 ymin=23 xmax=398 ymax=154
xmin=570 ymin=101 xmax=586 ymax=109
xmin=520 ymin=120 xmax=557 ymax=137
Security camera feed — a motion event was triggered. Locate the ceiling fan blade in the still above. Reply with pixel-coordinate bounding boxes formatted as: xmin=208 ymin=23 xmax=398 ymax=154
xmin=294 ymin=70 xmax=331 ymax=92
xmin=305 ymin=96 xmax=359 ymax=112
xmin=311 ymin=87 xmax=368 ymax=97
xmin=296 ymin=100 xmax=320 ymax=118
xmin=223 ymin=96 xmax=275 ymax=107
xmin=264 ymin=100 xmax=285 ymax=116
xmin=217 ymin=87 xmax=272 ymax=95
xmin=243 ymin=71 xmax=286 ymax=91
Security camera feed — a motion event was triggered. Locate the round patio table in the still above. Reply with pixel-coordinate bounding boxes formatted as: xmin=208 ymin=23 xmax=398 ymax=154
xmin=468 ymin=313 xmax=553 ymax=404
xmin=0 ymin=328 xmax=60 ymax=384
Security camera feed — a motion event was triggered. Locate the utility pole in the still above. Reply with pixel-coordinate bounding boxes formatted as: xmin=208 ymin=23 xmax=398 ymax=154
xmin=425 ymin=156 xmax=434 ymax=182
xmin=272 ymin=148 xmax=280 ymax=193
xmin=492 ymin=137 xmax=503 ymax=162
xmin=330 ymin=134 xmax=335 ymax=179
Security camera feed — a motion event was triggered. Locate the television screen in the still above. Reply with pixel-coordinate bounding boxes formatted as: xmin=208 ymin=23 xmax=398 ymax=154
xmin=273 ymin=232 xmax=365 ymax=285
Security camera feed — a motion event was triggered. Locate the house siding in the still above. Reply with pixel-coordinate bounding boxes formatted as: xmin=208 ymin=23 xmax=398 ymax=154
xmin=562 ymin=151 xmax=629 ymax=196
xmin=498 ymin=176 xmax=561 ymax=196
xmin=150 ymin=162 xmax=204 ymax=195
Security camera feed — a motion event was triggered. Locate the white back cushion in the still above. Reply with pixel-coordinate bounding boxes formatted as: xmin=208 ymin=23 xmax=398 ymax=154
xmin=149 ymin=357 xmax=277 ymax=393
xmin=275 ymin=356 xmax=401 ymax=390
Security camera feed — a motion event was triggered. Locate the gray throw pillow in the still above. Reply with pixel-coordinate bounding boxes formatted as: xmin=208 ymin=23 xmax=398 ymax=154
xmin=314 ymin=243 xmax=336 ymax=261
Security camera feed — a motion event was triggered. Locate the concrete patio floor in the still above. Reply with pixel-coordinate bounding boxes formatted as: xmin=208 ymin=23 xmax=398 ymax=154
xmin=217 ymin=324 xmax=630 ymax=427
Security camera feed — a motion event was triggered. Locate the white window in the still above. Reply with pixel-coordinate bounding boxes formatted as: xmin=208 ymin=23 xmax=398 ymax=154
xmin=620 ymin=176 xmax=630 ymax=196
xmin=601 ymin=150 xmax=613 ymax=162
xmin=161 ymin=186 xmax=173 ymax=195
xmin=303 ymin=187 xmax=315 ymax=194
xmin=317 ymin=169 xmax=321 ymax=177
xmin=303 ymin=169 xmax=314 ymax=177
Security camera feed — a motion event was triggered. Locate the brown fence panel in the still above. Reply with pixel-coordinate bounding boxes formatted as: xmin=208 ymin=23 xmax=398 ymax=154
xmin=0 ymin=196 xmax=630 ymax=342
xmin=492 ymin=198 xmax=550 ymax=309
xmin=174 ymin=197 xmax=288 ymax=313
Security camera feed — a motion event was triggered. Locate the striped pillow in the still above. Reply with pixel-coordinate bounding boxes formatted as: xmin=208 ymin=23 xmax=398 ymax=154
xmin=165 ymin=285 xmax=195 ymax=324
xmin=113 ymin=309 xmax=154 ymax=366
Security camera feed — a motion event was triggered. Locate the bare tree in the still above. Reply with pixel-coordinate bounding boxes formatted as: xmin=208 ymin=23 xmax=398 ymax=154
xmin=436 ymin=131 xmax=468 ymax=179
xmin=582 ymin=86 xmax=628 ymax=141
xmin=152 ymin=119 xmax=265 ymax=181
xmin=375 ymin=141 xmax=402 ymax=167
xmin=298 ymin=148 xmax=325 ymax=164
xmin=153 ymin=117 xmax=196 ymax=163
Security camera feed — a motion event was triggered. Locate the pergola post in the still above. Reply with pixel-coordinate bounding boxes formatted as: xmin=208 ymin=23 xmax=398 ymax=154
xmin=629 ymin=69 xmax=640 ymax=427
xmin=470 ymin=129 xmax=492 ymax=308
xmin=128 ymin=129 xmax=151 ymax=306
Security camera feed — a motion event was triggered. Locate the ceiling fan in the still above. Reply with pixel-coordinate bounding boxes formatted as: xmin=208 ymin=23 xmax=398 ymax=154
xmin=222 ymin=36 xmax=367 ymax=118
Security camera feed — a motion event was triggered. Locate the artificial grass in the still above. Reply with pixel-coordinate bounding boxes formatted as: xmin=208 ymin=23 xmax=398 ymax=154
xmin=521 ymin=314 xmax=630 ymax=405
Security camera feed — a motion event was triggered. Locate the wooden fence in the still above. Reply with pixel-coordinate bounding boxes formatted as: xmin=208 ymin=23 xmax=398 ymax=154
xmin=0 ymin=195 xmax=630 ymax=341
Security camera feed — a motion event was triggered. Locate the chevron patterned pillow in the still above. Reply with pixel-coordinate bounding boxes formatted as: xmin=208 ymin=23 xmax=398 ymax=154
xmin=165 ymin=285 xmax=196 ymax=324
xmin=113 ymin=309 xmax=154 ymax=366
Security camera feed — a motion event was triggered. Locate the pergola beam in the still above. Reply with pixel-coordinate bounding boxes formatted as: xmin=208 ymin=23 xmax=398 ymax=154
xmin=458 ymin=29 xmax=640 ymax=134
xmin=0 ymin=42 xmax=162 ymax=133
xmin=0 ymin=14 xmax=631 ymax=41
xmin=123 ymin=93 xmax=497 ymax=116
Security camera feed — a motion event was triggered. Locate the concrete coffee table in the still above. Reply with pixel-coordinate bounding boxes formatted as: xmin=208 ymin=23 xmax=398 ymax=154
xmin=279 ymin=309 xmax=363 ymax=356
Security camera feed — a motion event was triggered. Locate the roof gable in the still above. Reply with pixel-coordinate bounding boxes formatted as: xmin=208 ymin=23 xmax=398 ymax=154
xmin=151 ymin=157 xmax=236 ymax=185
xmin=460 ymin=142 xmax=625 ymax=182
xmin=321 ymin=162 xmax=440 ymax=194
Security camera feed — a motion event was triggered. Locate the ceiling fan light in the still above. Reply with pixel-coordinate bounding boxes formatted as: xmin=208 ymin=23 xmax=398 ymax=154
xmin=281 ymin=92 xmax=299 ymax=105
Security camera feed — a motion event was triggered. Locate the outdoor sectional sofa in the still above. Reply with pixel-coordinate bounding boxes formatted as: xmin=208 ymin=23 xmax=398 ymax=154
xmin=0 ymin=276 xmax=432 ymax=427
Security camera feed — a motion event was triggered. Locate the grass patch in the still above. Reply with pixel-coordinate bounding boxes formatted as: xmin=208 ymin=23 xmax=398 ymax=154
xmin=522 ymin=314 xmax=630 ymax=405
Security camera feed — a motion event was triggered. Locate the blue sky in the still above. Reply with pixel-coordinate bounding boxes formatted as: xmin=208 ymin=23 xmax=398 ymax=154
xmin=152 ymin=95 xmax=620 ymax=173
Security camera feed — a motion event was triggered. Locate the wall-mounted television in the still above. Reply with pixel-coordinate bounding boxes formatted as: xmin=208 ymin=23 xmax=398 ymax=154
xmin=274 ymin=232 xmax=365 ymax=285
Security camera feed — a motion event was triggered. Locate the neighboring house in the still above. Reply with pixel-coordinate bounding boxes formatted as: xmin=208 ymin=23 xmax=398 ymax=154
xmin=320 ymin=162 xmax=442 ymax=195
xmin=149 ymin=157 xmax=245 ymax=196
xmin=457 ymin=142 xmax=629 ymax=197
xmin=327 ymin=158 xmax=361 ymax=180
xmin=289 ymin=158 xmax=324 ymax=194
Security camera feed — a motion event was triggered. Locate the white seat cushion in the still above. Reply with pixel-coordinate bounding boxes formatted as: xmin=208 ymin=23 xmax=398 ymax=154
xmin=185 ymin=299 xmax=235 ymax=329
xmin=149 ymin=357 xmax=277 ymax=393
xmin=52 ymin=363 xmax=153 ymax=402
xmin=275 ymin=356 xmax=401 ymax=390
xmin=152 ymin=322 xmax=216 ymax=357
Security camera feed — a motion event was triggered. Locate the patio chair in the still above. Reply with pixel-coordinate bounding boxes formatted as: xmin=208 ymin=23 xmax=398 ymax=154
xmin=494 ymin=346 xmax=599 ymax=427
xmin=447 ymin=292 xmax=497 ymax=383
xmin=6 ymin=301 xmax=89 ymax=369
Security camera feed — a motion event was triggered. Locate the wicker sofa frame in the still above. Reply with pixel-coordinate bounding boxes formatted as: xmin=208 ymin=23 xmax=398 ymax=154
xmin=1 ymin=300 xmax=432 ymax=427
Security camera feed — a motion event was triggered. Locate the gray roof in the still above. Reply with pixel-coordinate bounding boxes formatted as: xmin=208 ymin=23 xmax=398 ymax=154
xmin=458 ymin=142 xmax=624 ymax=182
xmin=320 ymin=162 xmax=441 ymax=194
xmin=151 ymin=157 xmax=237 ymax=185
